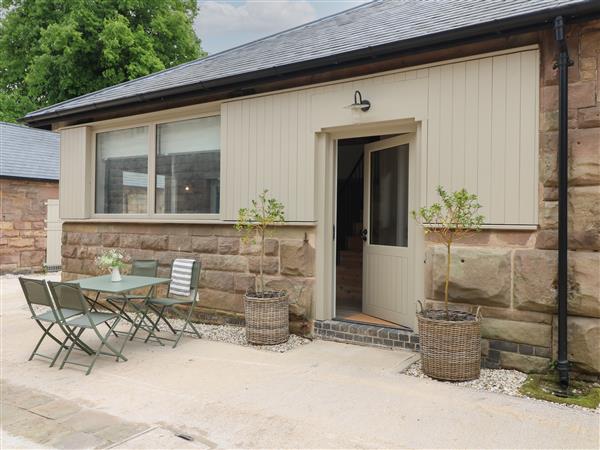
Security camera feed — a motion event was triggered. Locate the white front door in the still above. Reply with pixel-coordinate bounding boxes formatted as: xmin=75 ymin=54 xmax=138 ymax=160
xmin=362 ymin=134 xmax=415 ymax=327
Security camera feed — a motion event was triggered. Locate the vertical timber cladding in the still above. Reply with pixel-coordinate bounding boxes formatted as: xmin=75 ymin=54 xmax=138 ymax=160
xmin=221 ymin=48 xmax=539 ymax=227
xmin=59 ymin=126 xmax=93 ymax=219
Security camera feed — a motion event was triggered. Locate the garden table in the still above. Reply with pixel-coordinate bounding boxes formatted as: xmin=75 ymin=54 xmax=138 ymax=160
xmin=70 ymin=275 xmax=171 ymax=350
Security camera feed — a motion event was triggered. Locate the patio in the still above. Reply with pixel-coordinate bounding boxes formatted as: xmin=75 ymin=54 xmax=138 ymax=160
xmin=1 ymin=274 xmax=598 ymax=449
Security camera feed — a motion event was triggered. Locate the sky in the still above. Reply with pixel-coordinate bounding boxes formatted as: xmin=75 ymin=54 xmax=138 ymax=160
xmin=194 ymin=0 xmax=370 ymax=54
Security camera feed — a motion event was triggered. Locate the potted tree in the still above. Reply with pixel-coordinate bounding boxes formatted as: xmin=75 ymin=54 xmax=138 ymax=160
xmin=236 ymin=190 xmax=288 ymax=345
xmin=413 ymin=186 xmax=485 ymax=381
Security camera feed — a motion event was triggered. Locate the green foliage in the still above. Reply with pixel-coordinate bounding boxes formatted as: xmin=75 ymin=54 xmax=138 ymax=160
xmin=236 ymin=190 xmax=285 ymax=294
xmin=412 ymin=186 xmax=485 ymax=238
xmin=412 ymin=186 xmax=484 ymax=317
xmin=95 ymin=248 xmax=127 ymax=271
xmin=0 ymin=0 xmax=204 ymax=122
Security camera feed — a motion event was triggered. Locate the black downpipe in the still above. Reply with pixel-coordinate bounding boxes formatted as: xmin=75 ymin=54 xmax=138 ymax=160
xmin=553 ymin=16 xmax=572 ymax=390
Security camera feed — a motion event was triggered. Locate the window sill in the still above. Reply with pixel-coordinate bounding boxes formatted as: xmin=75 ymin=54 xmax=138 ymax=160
xmin=67 ymin=216 xmax=317 ymax=226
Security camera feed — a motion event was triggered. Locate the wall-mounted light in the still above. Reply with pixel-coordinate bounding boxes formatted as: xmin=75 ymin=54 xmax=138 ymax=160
xmin=184 ymin=185 xmax=191 ymax=192
xmin=345 ymin=90 xmax=371 ymax=112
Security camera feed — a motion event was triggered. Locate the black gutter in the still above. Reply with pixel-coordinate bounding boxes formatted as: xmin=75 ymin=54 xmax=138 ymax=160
xmin=22 ymin=1 xmax=600 ymax=127
xmin=553 ymin=16 xmax=572 ymax=390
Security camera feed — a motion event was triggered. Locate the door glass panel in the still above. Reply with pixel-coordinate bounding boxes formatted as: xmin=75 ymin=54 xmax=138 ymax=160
xmin=369 ymin=144 xmax=409 ymax=246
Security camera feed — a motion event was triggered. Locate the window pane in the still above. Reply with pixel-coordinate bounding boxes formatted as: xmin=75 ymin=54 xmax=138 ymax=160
xmin=95 ymin=127 xmax=148 ymax=214
xmin=156 ymin=116 xmax=220 ymax=214
xmin=369 ymin=144 xmax=409 ymax=246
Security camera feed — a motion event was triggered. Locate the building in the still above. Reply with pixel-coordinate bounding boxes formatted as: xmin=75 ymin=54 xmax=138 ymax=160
xmin=22 ymin=0 xmax=600 ymax=374
xmin=0 ymin=122 xmax=60 ymax=273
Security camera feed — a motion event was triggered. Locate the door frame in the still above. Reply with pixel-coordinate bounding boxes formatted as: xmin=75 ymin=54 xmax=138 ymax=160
xmin=315 ymin=120 xmax=424 ymax=330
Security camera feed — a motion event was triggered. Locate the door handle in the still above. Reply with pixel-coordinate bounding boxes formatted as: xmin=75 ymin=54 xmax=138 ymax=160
xmin=360 ymin=229 xmax=368 ymax=242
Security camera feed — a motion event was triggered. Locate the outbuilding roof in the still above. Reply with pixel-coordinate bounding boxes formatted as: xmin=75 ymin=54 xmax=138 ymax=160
xmin=23 ymin=0 xmax=598 ymax=125
xmin=0 ymin=122 xmax=59 ymax=181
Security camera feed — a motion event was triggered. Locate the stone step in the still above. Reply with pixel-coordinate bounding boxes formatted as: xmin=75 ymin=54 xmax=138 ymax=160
xmin=314 ymin=320 xmax=419 ymax=351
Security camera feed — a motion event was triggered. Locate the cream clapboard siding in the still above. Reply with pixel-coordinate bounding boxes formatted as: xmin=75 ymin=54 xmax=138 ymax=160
xmin=222 ymin=48 xmax=538 ymax=225
xmin=221 ymin=92 xmax=314 ymax=221
xmin=426 ymin=51 xmax=538 ymax=225
xmin=59 ymin=126 xmax=92 ymax=219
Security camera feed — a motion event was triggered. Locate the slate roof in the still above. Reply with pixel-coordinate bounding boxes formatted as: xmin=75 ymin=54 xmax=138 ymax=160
xmin=0 ymin=122 xmax=59 ymax=180
xmin=24 ymin=0 xmax=597 ymax=123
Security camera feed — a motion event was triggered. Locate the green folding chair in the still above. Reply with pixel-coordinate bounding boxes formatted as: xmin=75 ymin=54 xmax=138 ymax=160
xmin=19 ymin=277 xmax=90 ymax=367
xmin=47 ymin=281 xmax=127 ymax=376
xmin=137 ymin=260 xmax=202 ymax=348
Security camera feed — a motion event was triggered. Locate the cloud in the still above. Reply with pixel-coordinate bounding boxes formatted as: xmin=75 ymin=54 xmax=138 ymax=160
xmin=195 ymin=1 xmax=317 ymax=37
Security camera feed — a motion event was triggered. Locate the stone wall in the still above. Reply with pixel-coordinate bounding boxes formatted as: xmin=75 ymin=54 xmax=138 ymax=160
xmin=425 ymin=20 xmax=600 ymax=375
xmin=0 ymin=178 xmax=58 ymax=274
xmin=61 ymin=223 xmax=315 ymax=335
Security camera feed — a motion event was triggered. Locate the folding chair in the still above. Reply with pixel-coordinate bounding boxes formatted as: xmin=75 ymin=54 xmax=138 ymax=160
xmin=47 ymin=281 xmax=127 ymax=375
xmin=104 ymin=259 xmax=159 ymax=323
xmin=18 ymin=277 xmax=89 ymax=367
xmin=137 ymin=260 xmax=202 ymax=348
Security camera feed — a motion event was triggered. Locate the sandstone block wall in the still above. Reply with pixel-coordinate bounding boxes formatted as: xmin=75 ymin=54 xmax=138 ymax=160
xmin=0 ymin=178 xmax=58 ymax=274
xmin=425 ymin=20 xmax=600 ymax=375
xmin=61 ymin=223 xmax=316 ymax=335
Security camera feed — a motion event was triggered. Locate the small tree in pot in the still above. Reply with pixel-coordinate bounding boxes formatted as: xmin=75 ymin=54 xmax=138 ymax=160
xmin=236 ymin=190 xmax=288 ymax=345
xmin=413 ymin=186 xmax=485 ymax=381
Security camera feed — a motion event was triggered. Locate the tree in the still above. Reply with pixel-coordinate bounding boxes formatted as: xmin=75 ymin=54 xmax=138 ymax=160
xmin=412 ymin=186 xmax=484 ymax=319
xmin=235 ymin=190 xmax=285 ymax=295
xmin=0 ymin=0 xmax=204 ymax=122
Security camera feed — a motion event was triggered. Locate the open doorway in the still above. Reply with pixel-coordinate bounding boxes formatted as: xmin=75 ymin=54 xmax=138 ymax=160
xmin=335 ymin=135 xmax=407 ymax=329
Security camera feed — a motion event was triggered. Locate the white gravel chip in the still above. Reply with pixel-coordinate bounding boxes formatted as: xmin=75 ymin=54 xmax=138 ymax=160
xmin=160 ymin=317 xmax=311 ymax=353
xmin=403 ymin=360 xmax=600 ymax=414
xmin=404 ymin=360 xmax=527 ymax=396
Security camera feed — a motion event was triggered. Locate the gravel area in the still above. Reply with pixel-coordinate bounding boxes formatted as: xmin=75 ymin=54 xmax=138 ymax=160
xmin=403 ymin=360 xmax=599 ymax=414
xmin=403 ymin=360 xmax=527 ymax=396
xmin=152 ymin=316 xmax=311 ymax=353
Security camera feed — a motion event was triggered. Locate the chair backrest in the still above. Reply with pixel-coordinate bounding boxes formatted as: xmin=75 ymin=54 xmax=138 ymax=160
xmin=19 ymin=277 xmax=53 ymax=310
xmin=47 ymin=282 xmax=88 ymax=313
xmin=168 ymin=259 xmax=201 ymax=300
xmin=131 ymin=259 xmax=158 ymax=277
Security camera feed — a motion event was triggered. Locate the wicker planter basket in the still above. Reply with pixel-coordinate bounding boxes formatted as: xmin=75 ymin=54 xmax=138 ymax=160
xmin=244 ymin=291 xmax=289 ymax=345
xmin=417 ymin=309 xmax=481 ymax=381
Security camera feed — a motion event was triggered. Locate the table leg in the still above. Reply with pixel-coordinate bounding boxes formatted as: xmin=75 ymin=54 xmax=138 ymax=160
xmin=120 ymin=289 xmax=164 ymax=349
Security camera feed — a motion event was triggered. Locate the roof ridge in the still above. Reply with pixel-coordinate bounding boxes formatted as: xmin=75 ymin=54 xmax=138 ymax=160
xmin=25 ymin=0 xmax=379 ymax=118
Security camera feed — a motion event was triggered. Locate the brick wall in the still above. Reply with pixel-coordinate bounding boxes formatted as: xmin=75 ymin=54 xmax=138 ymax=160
xmin=61 ymin=223 xmax=315 ymax=335
xmin=425 ymin=20 xmax=600 ymax=375
xmin=0 ymin=178 xmax=58 ymax=274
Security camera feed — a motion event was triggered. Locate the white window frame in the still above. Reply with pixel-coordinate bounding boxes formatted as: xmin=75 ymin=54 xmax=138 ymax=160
xmin=91 ymin=110 xmax=221 ymax=220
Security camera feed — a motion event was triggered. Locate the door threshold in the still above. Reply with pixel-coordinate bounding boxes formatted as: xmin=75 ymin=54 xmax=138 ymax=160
xmin=314 ymin=319 xmax=418 ymax=351
xmin=333 ymin=316 xmax=412 ymax=332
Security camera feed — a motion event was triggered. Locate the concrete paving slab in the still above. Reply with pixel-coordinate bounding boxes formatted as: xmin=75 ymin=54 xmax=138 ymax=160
xmin=93 ymin=422 xmax=150 ymax=444
xmin=3 ymin=412 xmax=73 ymax=445
xmin=0 ymin=429 xmax=51 ymax=449
xmin=56 ymin=409 xmax=124 ymax=433
xmin=0 ymin=403 xmax=37 ymax=427
xmin=4 ymin=386 xmax=55 ymax=409
xmin=29 ymin=398 xmax=82 ymax=420
xmin=47 ymin=430 xmax=109 ymax=449
xmin=110 ymin=427 xmax=212 ymax=449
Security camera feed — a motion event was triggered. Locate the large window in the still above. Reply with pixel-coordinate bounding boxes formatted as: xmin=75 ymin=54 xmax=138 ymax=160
xmin=94 ymin=115 xmax=220 ymax=216
xmin=95 ymin=126 xmax=148 ymax=214
xmin=156 ymin=117 xmax=220 ymax=214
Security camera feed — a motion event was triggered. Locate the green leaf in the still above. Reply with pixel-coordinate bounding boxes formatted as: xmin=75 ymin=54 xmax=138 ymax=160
xmin=0 ymin=0 xmax=204 ymax=122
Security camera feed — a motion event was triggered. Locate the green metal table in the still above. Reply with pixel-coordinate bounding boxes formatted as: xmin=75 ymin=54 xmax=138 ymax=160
xmin=71 ymin=275 xmax=171 ymax=350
